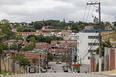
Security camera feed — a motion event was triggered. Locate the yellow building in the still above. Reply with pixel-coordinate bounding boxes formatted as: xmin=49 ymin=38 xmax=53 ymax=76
xmin=102 ymin=31 xmax=116 ymax=47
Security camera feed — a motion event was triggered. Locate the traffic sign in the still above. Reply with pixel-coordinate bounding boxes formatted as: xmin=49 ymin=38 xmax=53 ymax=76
xmin=72 ymin=64 xmax=79 ymax=66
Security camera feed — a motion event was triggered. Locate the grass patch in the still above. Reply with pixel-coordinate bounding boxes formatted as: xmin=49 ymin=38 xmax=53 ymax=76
xmin=0 ymin=72 xmax=14 ymax=75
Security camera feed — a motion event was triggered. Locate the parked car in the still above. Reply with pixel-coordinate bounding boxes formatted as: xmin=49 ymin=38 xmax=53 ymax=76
xmin=29 ymin=67 xmax=36 ymax=73
xmin=47 ymin=65 xmax=51 ymax=69
xmin=59 ymin=62 xmax=62 ymax=64
xmin=56 ymin=61 xmax=62 ymax=64
xmin=63 ymin=67 xmax=68 ymax=72
xmin=41 ymin=69 xmax=47 ymax=73
xmin=56 ymin=61 xmax=59 ymax=64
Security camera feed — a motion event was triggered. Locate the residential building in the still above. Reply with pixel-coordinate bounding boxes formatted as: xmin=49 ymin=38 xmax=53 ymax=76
xmin=77 ymin=30 xmax=110 ymax=72
xmin=84 ymin=26 xmax=94 ymax=30
xmin=69 ymin=33 xmax=78 ymax=40
xmin=105 ymin=26 xmax=112 ymax=30
xmin=42 ymin=26 xmax=50 ymax=29
xmin=77 ymin=31 xmax=99 ymax=65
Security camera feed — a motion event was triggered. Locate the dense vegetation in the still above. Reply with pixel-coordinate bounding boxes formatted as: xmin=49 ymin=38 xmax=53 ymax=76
xmin=13 ymin=20 xmax=116 ymax=33
xmin=26 ymin=34 xmax=63 ymax=43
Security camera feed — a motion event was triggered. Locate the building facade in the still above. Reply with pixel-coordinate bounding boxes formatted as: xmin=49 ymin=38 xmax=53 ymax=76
xmin=77 ymin=31 xmax=99 ymax=65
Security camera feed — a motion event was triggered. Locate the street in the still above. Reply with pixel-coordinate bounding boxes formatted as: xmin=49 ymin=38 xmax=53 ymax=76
xmin=2 ymin=62 xmax=113 ymax=77
xmin=47 ymin=62 xmax=71 ymax=73
xmin=3 ymin=73 xmax=112 ymax=77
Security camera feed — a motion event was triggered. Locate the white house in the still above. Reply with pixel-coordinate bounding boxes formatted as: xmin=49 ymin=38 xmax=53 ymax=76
xmin=77 ymin=31 xmax=99 ymax=65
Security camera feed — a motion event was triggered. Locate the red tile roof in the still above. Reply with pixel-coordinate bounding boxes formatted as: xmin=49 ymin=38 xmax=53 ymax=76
xmin=51 ymin=41 xmax=57 ymax=44
xmin=84 ymin=26 xmax=94 ymax=30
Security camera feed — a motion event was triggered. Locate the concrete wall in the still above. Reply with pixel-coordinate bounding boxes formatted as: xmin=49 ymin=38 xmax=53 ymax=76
xmin=1 ymin=57 xmax=26 ymax=73
xmin=104 ymin=47 xmax=116 ymax=71
xmin=77 ymin=32 xmax=99 ymax=65
xmin=80 ymin=64 xmax=91 ymax=73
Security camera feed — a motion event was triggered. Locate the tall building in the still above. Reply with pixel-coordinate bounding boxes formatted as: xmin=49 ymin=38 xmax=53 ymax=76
xmin=77 ymin=31 xmax=99 ymax=65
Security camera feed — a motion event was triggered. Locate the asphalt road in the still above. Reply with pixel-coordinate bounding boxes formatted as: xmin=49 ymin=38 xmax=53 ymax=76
xmin=47 ymin=62 xmax=70 ymax=73
xmin=2 ymin=62 xmax=114 ymax=77
xmin=3 ymin=73 xmax=112 ymax=77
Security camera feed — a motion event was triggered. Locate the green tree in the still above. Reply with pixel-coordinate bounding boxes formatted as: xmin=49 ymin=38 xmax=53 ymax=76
xmin=96 ymin=40 xmax=112 ymax=56
xmin=104 ymin=22 xmax=111 ymax=26
xmin=19 ymin=57 xmax=30 ymax=72
xmin=17 ymin=26 xmax=24 ymax=32
xmin=10 ymin=42 xmax=24 ymax=52
xmin=43 ymin=50 xmax=54 ymax=61
xmin=33 ymin=21 xmax=44 ymax=29
xmin=61 ymin=54 xmax=67 ymax=62
xmin=0 ymin=24 xmax=13 ymax=40
xmin=12 ymin=53 xmax=30 ymax=72
xmin=28 ymin=37 xmax=36 ymax=43
xmin=32 ymin=58 xmax=37 ymax=64
xmin=12 ymin=33 xmax=24 ymax=41
xmin=0 ymin=19 xmax=10 ymax=26
xmin=22 ymin=43 xmax=35 ymax=51
xmin=23 ymin=28 xmax=36 ymax=32
xmin=26 ymin=35 xmax=37 ymax=42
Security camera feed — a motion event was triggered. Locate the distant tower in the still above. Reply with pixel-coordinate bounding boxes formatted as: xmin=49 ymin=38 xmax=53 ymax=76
xmin=63 ymin=18 xmax=65 ymax=23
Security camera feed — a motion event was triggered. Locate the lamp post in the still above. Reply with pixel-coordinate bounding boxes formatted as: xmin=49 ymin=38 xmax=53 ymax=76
xmin=71 ymin=47 xmax=77 ymax=73
xmin=46 ymin=53 xmax=48 ymax=69
xmin=38 ymin=52 xmax=41 ymax=73
xmin=8 ymin=43 xmax=11 ymax=72
xmin=71 ymin=47 xmax=74 ymax=72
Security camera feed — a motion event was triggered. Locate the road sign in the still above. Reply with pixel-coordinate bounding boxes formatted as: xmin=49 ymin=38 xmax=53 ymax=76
xmin=72 ymin=64 xmax=79 ymax=66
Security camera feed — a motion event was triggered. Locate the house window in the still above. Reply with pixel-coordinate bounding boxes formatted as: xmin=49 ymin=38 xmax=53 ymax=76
xmin=88 ymin=50 xmax=96 ymax=52
xmin=88 ymin=57 xmax=90 ymax=59
xmin=88 ymin=43 xmax=99 ymax=46
xmin=88 ymin=36 xmax=99 ymax=39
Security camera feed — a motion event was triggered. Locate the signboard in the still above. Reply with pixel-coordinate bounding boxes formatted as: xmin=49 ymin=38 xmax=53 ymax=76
xmin=72 ymin=64 xmax=79 ymax=66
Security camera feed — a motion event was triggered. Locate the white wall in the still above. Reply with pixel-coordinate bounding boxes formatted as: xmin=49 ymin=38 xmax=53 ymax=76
xmin=77 ymin=32 xmax=99 ymax=65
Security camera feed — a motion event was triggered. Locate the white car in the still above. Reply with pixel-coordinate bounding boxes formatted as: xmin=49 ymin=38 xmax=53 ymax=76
xmin=59 ymin=62 xmax=62 ymax=64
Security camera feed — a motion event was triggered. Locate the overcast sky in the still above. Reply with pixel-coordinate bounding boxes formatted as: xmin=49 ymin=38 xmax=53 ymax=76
xmin=0 ymin=0 xmax=115 ymax=23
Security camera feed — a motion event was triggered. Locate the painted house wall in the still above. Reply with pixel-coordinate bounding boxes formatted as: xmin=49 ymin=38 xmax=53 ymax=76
xmin=104 ymin=47 xmax=116 ymax=71
xmin=77 ymin=32 xmax=99 ymax=65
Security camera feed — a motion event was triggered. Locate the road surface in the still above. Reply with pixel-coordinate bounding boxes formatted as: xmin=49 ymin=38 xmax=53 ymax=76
xmin=3 ymin=73 xmax=112 ymax=77
xmin=47 ymin=62 xmax=71 ymax=73
xmin=3 ymin=62 xmax=113 ymax=77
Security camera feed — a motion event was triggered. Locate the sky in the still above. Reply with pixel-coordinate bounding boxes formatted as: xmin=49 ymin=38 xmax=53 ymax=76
xmin=0 ymin=0 xmax=115 ymax=23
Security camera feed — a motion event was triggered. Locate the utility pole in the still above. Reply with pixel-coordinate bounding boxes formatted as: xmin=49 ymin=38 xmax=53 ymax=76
xmin=87 ymin=2 xmax=102 ymax=72
xmin=72 ymin=47 xmax=73 ymax=72
xmin=8 ymin=44 xmax=10 ymax=72
xmin=38 ymin=52 xmax=41 ymax=73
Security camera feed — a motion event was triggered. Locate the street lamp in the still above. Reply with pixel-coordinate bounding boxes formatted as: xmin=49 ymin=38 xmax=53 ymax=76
xmin=8 ymin=43 xmax=11 ymax=72
xmin=46 ymin=53 xmax=48 ymax=69
xmin=71 ymin=47 xmax=74 ymax=72
xmin=71 ymin=47 xmax=77 ymax=73
xmin=38 ymin=52 xmax=41 ymax=73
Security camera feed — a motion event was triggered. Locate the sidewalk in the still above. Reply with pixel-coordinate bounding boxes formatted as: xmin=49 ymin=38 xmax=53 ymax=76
xmin=103 ymin=70 xmax=116 ymax=76
xmin=91 ymin=70 xmax=116 ymax=76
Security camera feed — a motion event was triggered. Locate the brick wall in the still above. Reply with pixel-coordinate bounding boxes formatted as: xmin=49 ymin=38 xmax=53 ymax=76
xmin=91 ymin=58 xmax=95 ymax=72
xmin=104 ymin=47 xmax=116 ymax=71
xmin=110 ymin=49 xmax=115 ymax=70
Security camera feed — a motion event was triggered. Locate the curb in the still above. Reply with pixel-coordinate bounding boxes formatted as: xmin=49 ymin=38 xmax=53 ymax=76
xmin=0 ymin=73 xmax=17 ymax=77
xmin=91 ymin=72 xmax=115 ymax=76
xmin=0 ymin=74 xmax=8 ymax=77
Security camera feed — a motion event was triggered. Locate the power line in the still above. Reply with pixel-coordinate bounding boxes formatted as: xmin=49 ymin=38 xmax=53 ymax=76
xmin=79 ymin=33 xmax=98 ymax=60
xmin=102 ymin=12 xmax=116 ymax=21
xmin=80 ymin=35 xmax=98 ymax=61
xmin=85 ymin=5 xmax=92 ymax=22
xmin=83 ymin=5 xmax=88 ymax=22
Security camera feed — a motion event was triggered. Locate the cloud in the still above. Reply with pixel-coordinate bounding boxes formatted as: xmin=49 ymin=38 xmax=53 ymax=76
xmin=0 ymin=0 xmax=115 ymax=22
